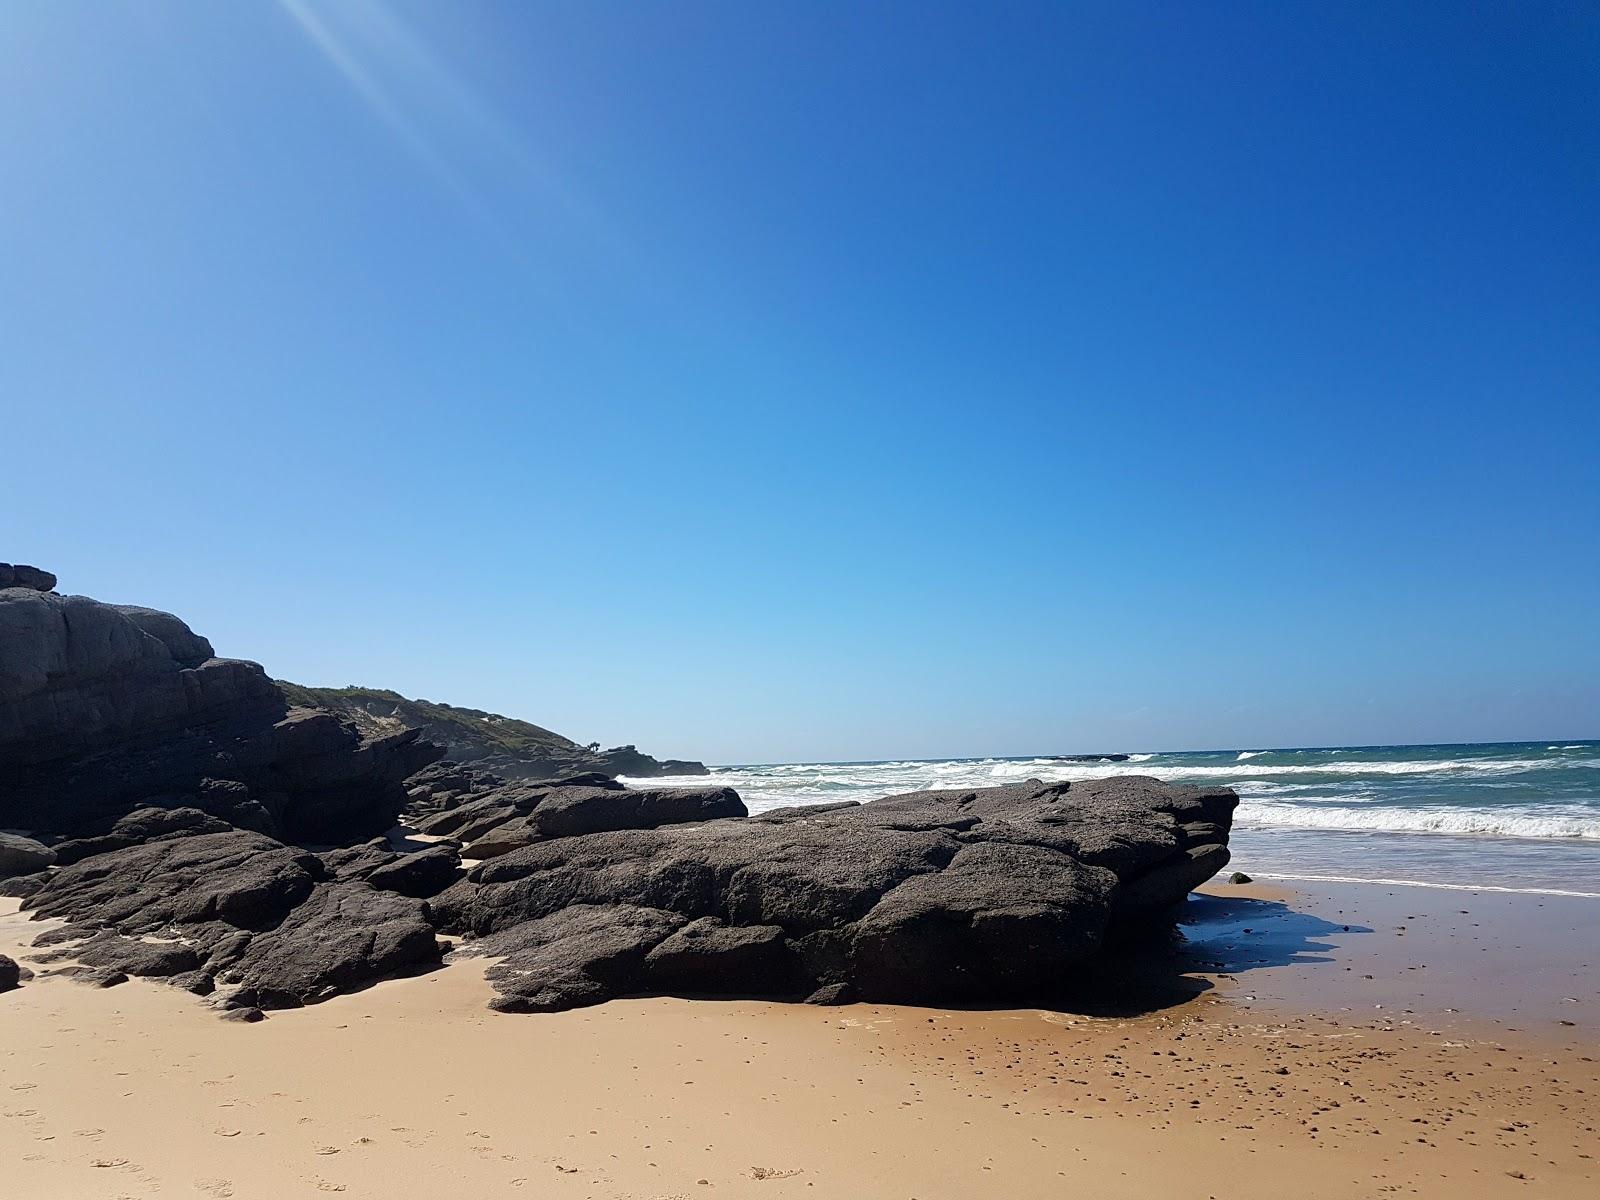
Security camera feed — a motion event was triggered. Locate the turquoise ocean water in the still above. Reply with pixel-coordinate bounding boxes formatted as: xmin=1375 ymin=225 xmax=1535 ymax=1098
xmin=627 ymin=741 xmax=1600 ymax=896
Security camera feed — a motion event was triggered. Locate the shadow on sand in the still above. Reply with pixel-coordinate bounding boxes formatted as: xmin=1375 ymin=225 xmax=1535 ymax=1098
xmin=601 ymin=895 xmax=1376 ymax=1022
xmin=1050 ymin=894 xmax=1375 ymax=1018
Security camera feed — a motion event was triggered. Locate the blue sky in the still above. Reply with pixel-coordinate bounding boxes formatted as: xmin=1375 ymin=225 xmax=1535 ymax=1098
xmin=4 ymin=2 xmax=1597 ymax=763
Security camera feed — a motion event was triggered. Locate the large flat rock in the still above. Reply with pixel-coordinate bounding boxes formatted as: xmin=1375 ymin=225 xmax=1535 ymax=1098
xmin=430 ymin=775 xmax=1237 ymax=1011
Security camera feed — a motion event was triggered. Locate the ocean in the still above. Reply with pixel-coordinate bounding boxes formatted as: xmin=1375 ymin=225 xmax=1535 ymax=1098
xmin=627 ymin=740 xmax=1600 ymax=897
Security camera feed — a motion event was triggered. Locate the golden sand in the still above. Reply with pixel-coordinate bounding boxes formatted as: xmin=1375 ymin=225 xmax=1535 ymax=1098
xmin=3 ymin=882 xmax=1595 ymax=1199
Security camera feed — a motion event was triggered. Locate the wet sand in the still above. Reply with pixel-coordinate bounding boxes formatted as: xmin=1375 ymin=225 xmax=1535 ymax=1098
xmin=2 ymin=879 xmax=1596 ymax=1199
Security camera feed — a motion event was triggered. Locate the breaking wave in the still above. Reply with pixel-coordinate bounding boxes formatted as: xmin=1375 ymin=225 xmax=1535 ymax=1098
xmin=627 ymin=740 xmax=1600 ymax=892
xmin=1236 ymin=800 xmax=1600 ymax=841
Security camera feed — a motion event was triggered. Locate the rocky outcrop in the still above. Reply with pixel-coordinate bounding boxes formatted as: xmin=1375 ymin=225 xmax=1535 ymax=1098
xmin=277 ymin=684 xmax=709 ymax=781
xmin=49 ymin=807 xmax=234 ymax=866
xmin=1 ymin=568 xmax=1237 ymax=1016
xmin=0 ymin=563 xmax=55 ymax=592
xmin=21 ymin=829 xmax=446 ymax=1007
xmin=25 ymin=830 xmax=324 ymax=935
xmin=19 ymin=773 xmax=1235 ymax=1014
xmin=415 ymin=773 xmax=748 ymax=860
xmin=222 ymin=882 xmax=441 ymax=1009
xmin=404 ymin=768 xmax=747 ymax=855
xmin=0 ymin=575 xmax=443 ymax=842
xmin=320 ymin=840 xmax=463 ymax=898
xmin=430 ymin=775 xmax=1235 ymax=1011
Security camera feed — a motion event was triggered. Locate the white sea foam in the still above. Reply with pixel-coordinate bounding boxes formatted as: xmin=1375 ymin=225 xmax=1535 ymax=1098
xmin=626 ymin=745 xmax=1600 ymax=875
xmin=1236 ymin=801 xmax=1600 ymax=840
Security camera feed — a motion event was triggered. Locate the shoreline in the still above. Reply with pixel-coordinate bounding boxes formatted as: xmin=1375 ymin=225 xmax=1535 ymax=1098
xmin=4 ymin=876 xmax=1596 ymax=1198
xmin=1243 ymin=869 xmax=1600 ymax=900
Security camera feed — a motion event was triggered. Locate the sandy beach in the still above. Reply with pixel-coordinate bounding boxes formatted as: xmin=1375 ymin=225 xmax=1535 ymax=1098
xmin=4 ymin=879 xmax=1595 ymax=1200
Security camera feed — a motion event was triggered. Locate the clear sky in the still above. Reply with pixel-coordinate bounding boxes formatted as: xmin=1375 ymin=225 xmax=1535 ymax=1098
xmin=4 ymin=2 xmax=1597 ymax=764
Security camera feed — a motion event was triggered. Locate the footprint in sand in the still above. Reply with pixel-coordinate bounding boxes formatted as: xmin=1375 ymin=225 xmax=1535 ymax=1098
xmin=213 ymin=1128 xmax=242 ymax=1138
xmin=315 ymin=1146 xmax=342 ymax=1156
xmin=194 ymin=1180 xmax=235 ymax=1197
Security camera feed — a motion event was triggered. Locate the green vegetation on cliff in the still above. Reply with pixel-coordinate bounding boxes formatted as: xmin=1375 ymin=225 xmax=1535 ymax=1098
xmin=276 ymin=683 xmax=706 ymax=781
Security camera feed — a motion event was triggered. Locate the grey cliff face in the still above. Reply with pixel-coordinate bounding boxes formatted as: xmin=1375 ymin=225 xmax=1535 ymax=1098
xmin=0 ymin=571 xmax=442 ymax=842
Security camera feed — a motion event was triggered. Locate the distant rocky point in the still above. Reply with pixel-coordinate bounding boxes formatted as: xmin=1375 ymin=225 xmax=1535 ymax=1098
xmin=275 ymin=684 xmax=708 ymax=781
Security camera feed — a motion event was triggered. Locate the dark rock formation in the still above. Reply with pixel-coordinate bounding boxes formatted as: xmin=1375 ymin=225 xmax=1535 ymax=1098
xmin=320 ymin=840 xmax=463 ymax=898
xmin=26 ymin=830 xmax=322 ymax=935
xmin=51 ymin=807 xmax=234 ymax=866
xmin=277 ymin=683 xmax=709 ymax=781
xmin=50 ymin=931 xmax=205 ymax=978
xmin=0 ymin=953 xmax=22 ymax=992
xmin=405 ymin=770 xmax=747 ymax=860
xmin=22 ymin=829 xmax=445 ymax=1008
xmin=0 ymin=832 xmax=54 ymax=878
xmin=221 ymin=882 xmax=442 ymax=1009
xmin=449 ymin=780 xmax=747 ymax=860
xmin=643 ymin=917 xmax=797 ymax=995
xmin=0 ymin=870 xmax=50 ymax=899
xmin=0 ymin=563 xmax=55 ymax=592
xmin=49 ymin=965 xmax=129 ymax=988
xmin=0 ymin=576 xmax=443 ymax=842
xmin=467 ymin=903 xmax=688 ymax=1013
xmin=5 ymin=578 xmax=1237 ymax=1020
xmin=428 ymin=775 xmax=1236 ymax=1012
xmin=364 ymin=846 xmax=463 ymax=897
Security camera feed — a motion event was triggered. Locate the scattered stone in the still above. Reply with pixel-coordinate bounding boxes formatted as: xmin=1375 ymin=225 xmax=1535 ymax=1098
xmin=1229 ymin=871 xmax=1253 ymax=884
xmin=0 ymin=832 xmax=54 ymax=878
xmin=0 ymin=869 xmax=50 ymax=899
